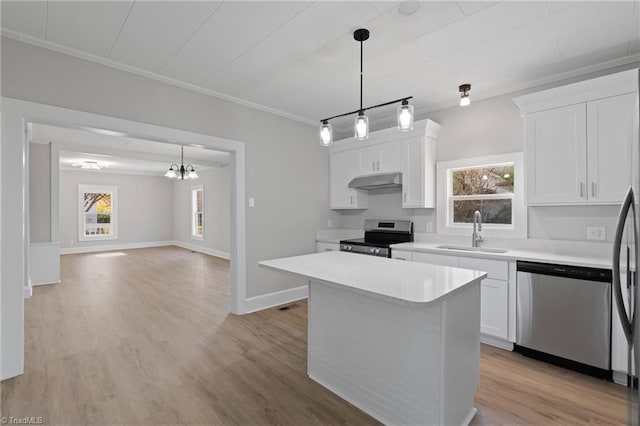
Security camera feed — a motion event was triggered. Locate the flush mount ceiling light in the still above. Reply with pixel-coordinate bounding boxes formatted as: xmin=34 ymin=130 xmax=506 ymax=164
xmin=319 ymin=28 xmax=414 ymax=146
xmin=164 ymin=145 xmax=198 ymax=180
xmin=459 ymin=84 xmax=471 ymax=107
xmin=72 ymin=160 xmax=107 ymax=170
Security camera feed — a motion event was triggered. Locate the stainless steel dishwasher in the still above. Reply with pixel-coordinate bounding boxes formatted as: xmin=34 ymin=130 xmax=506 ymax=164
xmin=516 ymin=261 xmax=612 ymax=377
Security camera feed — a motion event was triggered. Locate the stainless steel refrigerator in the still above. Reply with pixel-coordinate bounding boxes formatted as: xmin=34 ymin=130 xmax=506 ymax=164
xmin=613 ymin=69 xmax=640 ymax=425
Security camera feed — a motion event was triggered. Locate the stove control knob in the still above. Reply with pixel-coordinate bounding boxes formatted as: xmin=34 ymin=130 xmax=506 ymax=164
xmin=347 ymin=245 xmax=352 ymax=251
xmin=374 ymin=248 xmax=381 ymax=254
xmin=369 ymin=248 xmax=375 ymax=253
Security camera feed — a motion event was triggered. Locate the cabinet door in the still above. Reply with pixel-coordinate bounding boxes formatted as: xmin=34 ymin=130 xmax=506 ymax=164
xmin=378 ymin=141 xmax=402 ymax=173
xmin=525 ymin=104 xmax=587 ymax=204
xmin=358 ymin=146 xmax=377 ymax=175
xmin=479 ymin=278 xmax=509 ymax=340
xmin=587 ymin=93 xmax=637 ymax=203
xmin=330 ymin=150 xmax=360 ymax=209
xmin=402 ymin=136 xmax=425 ymax=207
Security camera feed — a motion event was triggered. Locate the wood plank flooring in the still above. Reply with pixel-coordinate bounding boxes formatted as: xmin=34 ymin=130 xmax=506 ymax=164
xmin=1 ymin=246 xmax=629 ymax=425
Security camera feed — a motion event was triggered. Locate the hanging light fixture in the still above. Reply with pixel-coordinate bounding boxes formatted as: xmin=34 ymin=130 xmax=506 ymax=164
xmin=165 ymin=145 xmax=198 ymax=180
xmin=459 ymin=84 xmax=471 ymax=107
xmin=319 ymin=28 xmax=413 ymax=145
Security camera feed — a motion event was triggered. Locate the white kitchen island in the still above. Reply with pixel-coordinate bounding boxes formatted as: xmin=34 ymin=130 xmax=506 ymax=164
xmin=259 ymin=251 xmax=487 ymax=426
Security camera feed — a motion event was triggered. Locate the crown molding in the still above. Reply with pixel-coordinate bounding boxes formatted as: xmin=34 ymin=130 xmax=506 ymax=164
xmin=2 ymin=29 xmax=318 ymax=128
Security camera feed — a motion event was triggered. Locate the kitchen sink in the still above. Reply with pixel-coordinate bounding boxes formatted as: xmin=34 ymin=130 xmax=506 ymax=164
xmin=436 ymin=245 xmax=509 ymax=254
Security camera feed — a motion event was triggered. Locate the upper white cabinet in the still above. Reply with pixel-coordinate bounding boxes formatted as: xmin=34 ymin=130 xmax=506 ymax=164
xmin=358 ymin=141 xmax=402 ymax=175
xmin=514 ymin=69 xmax=639 ymax=206
xmin=587 ymin=93 xmax=637 ymax=203
xmin=330 ymin=149 xmax=368 ymax=209
xmin=329 ymin=119 xmax=440 ymax=210
xmin=402 ymin=135 xmax=436 ymax=208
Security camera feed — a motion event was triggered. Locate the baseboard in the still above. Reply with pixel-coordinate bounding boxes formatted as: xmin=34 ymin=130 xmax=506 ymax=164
xmin=481 ymin=334 xmax=514 ymax=351
xmin=60 ymin=241 xmax=173 ymax=254
xmin=171 ymin=240 xmax=230 ymax=260
xmin=245 ymin=285 xmax=309 ymax=314
xmin=32 ymin=280 xmax=61 ymax=287
xmin=24 ymin=285 xmax=32 ymax=299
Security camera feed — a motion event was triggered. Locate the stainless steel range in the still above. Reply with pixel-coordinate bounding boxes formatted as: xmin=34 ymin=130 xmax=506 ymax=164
xmin=340 ymin=219 xmax=413 ymax=257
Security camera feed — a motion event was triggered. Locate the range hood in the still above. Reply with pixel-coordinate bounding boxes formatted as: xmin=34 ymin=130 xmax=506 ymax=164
xmin=348 ymin=172 xmax=402 ymax=190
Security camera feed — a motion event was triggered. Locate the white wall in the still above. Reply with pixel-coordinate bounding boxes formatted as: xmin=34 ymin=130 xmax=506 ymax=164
xmin=59 ymin=170 xmax=173 ymax=249
xmin=173 ymin=166 xmax=230 ymax=256
xmin=2 ymin=36 xmax=331 ymax=301
xmin=336 ymin=65 xmax=639 ymax=242
xmin=29 ymin=142 xmax=51 ymax=243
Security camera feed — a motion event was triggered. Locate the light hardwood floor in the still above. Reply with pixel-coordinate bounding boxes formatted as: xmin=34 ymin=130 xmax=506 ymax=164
xmin=1 ymin=246 xmax=629 ymax=425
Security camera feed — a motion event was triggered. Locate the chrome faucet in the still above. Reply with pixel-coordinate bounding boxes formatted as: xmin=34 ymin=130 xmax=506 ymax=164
xmin=472 ymin=210 xmax=483 ymax=247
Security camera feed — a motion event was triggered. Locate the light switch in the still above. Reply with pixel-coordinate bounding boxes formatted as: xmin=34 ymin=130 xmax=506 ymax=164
xmin=586 ymin=226 xmax=606 ymax=241
xmin=248 ymin=197 xmax=255 ymax=208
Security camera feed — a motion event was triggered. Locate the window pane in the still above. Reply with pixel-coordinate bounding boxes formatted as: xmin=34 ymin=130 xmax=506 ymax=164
xmin=83 ymin=192 xmax=112 ymax=236
xmin=452 ymin=165 xmax=514 ymax=196
xmin=196 ymin=190 xmax=203 ymax=211
xmin=453 ymin=199 xmax=512 ymax=224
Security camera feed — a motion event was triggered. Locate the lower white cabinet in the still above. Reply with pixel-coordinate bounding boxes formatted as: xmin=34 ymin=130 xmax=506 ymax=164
xmin=406 ymin=251 xmax=512 ymax=345
xmin=316 ymin=242 xmax=339 ymax=253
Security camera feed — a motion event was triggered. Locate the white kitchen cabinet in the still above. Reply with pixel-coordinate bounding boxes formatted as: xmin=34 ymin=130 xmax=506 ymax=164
xmin=329 ymin=149 xmax=368 ymax=209
xmin=525 ymin=104 xmax=587 ymax=204
xmin=587 ymin=93 xmax=637 ymax=203
xmin=358 ymin=141 xmax=402 ymax=175
xmin=401 ymin=135 xmax=436 ymax=208
xmin=316 ymin=242 xmax=339 ymax=253
xmin=413 ymin=251 xmax=459 ymax=267
xmin=459 ymin=257 xmax=510 ymax=341
xmin=391 ymin=250 xmax=412 ymax=261
xmin=515 ymin=69 xmax=638 ymax=206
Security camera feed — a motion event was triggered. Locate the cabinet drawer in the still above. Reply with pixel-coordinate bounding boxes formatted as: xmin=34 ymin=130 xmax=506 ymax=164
xmin=391 ymin=250 xmax=412 ymax=261
xmin=459 ymin=257 xmax=508 ymax=281
xmin=413 ymin=252 xmax=459 ymax=267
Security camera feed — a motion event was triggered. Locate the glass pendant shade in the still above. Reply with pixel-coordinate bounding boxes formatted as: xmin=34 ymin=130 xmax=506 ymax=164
xmin=165 ymin=168 xmax=178 ymax=178
xmin=320 ymin=121 xmax=333 ymax=146
xmin=397 ymin=101 xmax=414 ymax=132
xmin=459 ymin=84 xmax=471 ymax=107
xmin=187 ymin=169 xmax=198 ymax=179
xmin=354 ymin=113 xmax=369 ymax=140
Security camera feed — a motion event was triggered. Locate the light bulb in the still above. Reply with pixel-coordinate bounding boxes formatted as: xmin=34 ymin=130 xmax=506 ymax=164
xmin=355 ymin=112 xmax=369 ymax=140
xmin=397 ymin=100 xmax=413 ymax=132
xmin=459 ymin=83 xmax=471 ymax=107
xmin=320 ymin=121 xmax=332 ymax=146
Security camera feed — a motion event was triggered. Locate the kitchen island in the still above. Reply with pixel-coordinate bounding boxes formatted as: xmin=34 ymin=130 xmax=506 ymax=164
xmin=259 ymin=251 xmax=487 ymax=425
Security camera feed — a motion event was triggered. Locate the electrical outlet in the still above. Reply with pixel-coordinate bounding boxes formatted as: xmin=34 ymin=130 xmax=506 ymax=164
xmin=426 ymin=222 xmax=433 ymax=232
xmin=587 ymin=226 xmax=606 ymax=241
xmin=248 ymin=197 xmax=255 ymax=208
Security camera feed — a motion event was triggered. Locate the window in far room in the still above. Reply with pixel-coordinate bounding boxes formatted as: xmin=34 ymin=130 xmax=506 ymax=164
xmin=191 ymin=185 xmax=204 ymax=241
xmin=78 ymin=184 xmax=118 ymax=241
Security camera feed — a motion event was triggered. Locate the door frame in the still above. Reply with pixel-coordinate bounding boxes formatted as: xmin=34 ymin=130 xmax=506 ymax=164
xmin=1 ymin=97 xmax=248 ymax=380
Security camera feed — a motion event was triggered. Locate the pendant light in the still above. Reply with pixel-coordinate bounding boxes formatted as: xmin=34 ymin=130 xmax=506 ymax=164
xmin=319 ymin=28 xmax=413 ymax=145
xmin=459 ymin=84 xmax=471 ymax=107
xmin=165 ymin=145 xmax=198 ymax=180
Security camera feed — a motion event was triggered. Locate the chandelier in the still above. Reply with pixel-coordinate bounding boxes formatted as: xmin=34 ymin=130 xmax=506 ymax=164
xmin=164 ymin=145 xmax=198 ymax=180
xmin=319 ymin=28 xmax=414 ymax=146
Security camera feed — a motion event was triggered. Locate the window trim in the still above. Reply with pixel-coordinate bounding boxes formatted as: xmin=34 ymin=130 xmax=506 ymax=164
xmin=191 ymin=184 xmax=204 ymax=241
xmin=78 ymin=184 xmax=118 ymax=241
xmin=437 ymin=153 xmax=525 ymax=238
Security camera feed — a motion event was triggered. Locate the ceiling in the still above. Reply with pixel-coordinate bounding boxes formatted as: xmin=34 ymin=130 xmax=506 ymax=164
xmin=3 ymin=1 xmax=640 ymax=130
xmin=31 ymin=123 xmax=229 ymax=175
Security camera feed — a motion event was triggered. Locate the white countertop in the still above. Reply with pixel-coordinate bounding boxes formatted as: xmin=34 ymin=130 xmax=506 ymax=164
xmin=259 ymin=251 xmax=487 ymax=305
xmin=391 ymin=242 xmax=612 ymax=269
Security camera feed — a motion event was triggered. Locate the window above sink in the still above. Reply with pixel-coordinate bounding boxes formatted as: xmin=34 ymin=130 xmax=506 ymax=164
xmin=437 ymin=153 xmax=526 ymax=239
